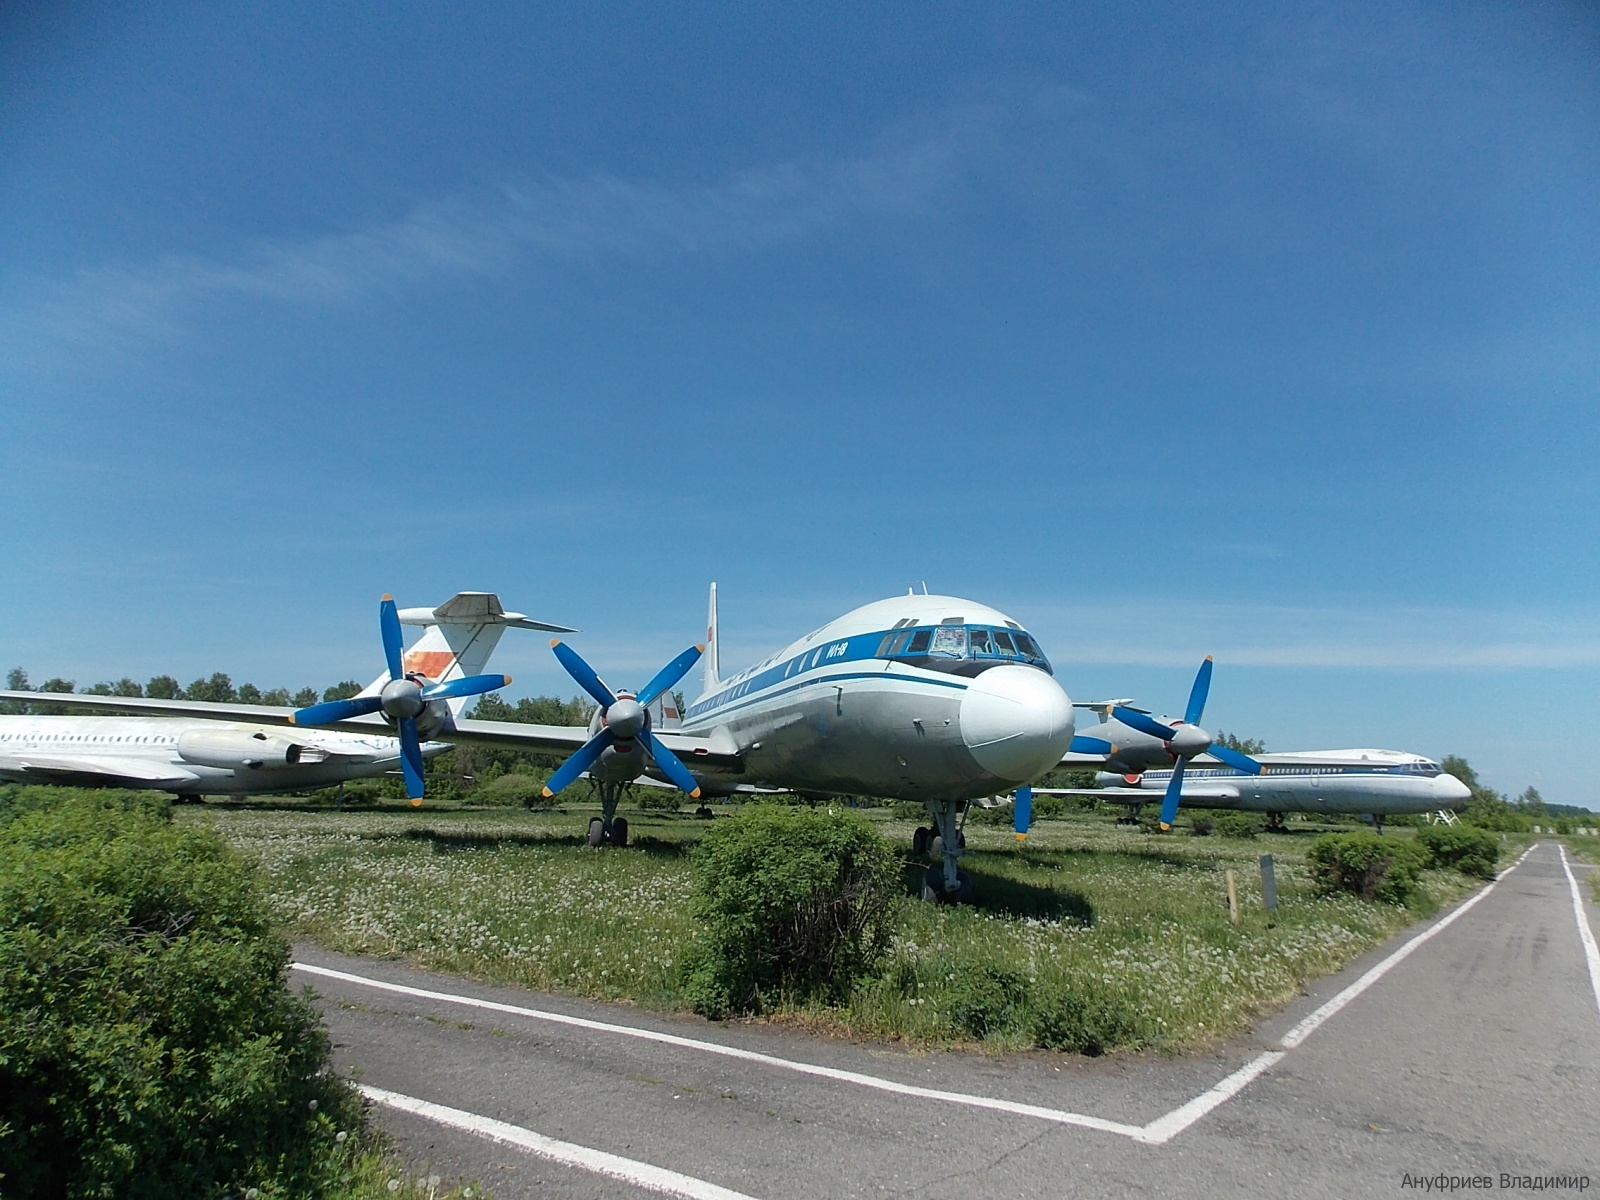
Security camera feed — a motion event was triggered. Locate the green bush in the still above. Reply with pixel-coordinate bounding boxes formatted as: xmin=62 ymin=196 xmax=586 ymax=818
xmin=1307 ymin=831 xmax=1427 ymax=904
xmin=0 ymin=792 xmax=365 ymax=1198
xmin=1028 ymin=988 xmax=1137 ymax=1056
xmin=634 ymin=786 xmax=684 ymax=812
xmin=0 ymin=783 xmax=171 ymax=826
xmin=679 ymin=807 xmax=901 ymax=1018
xmin=1211 ymin=812 xmax=1261 ymax=840
xmin=942 ymin=965 xmax=1030 ymax=1039
xmin=474 ymin=772 xmax=549 ymax=808
xmin=1414 ymin=824 xmax=1500 ymax=878
xmin=1187 ymin=816 xmax=1215 ymax=837
xmin=890 ymin=799 xmax=925 ymax=821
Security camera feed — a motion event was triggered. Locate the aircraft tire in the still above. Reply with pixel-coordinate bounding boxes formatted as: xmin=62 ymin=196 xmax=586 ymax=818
xmin=929 ymin=830 xmax=966 ymax=858
xmin=611 ymin=817 xmax=629 ymax=848
xmin=912 ymin=826 xmax=930 ymax=856
xmin=921 ymin=866 xmax=974 ymax=904
xmin=587 ymin=818 xmax=605 ymax=847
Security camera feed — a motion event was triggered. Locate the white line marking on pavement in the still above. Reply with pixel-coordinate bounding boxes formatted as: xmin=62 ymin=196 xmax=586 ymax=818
xmin=1138 ymin=1051 xmax=1285 ymax=1145
xmin=294 ymin=961 xmax=1148 ymax=1140
xmin=299 ymin=844 xmax=1534 ymax=1149
xmin=1558 ymin=846 xmax=1600 ymax=1015
xmin=360 ymin=1085 xmax=760 ymax=1200
xmin=1279 ymin=842 xmax=1538 ymax=1049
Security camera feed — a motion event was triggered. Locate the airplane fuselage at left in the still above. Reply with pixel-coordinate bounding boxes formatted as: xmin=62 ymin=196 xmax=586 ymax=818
xmin=679 ymin=594 xmax=1075 ymax=802
xmin=0 ymin=715 xmax=449 ymax=796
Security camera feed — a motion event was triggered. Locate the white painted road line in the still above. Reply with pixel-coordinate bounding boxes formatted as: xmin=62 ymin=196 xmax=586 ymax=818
xmin=360 ymin=1085 xmax=761 ymax=1200
xmin=294 ymin=961 xmax=1148 ymax=1140
xmin=1279 ymin=842 xmax=1537 ymax=1050
xmin=1558 ymin=846 xmax=1600 ymax=1015
xmin=1138 ymin=1052 xmax=1285 ymax=1145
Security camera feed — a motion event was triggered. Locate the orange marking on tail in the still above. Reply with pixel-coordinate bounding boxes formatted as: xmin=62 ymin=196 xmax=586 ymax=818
xmin=403 ymin=650 xmax=457 ymax=678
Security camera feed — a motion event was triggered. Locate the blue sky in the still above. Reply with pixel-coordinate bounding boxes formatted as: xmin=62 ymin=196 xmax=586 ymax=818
xmin=2 ymin=2 xmax=1597 ymax=804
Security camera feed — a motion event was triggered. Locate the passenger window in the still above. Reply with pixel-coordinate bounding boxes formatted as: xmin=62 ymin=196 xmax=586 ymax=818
xmin=906 ymin=629 xmax=932 ymax=654
xmin=993 ymin=630 xmax=1018 ymax=656
xmin=968 ymin=628 xmax=993 ymax=655
xmin=931 ymin=626 xmax=967 ymax=656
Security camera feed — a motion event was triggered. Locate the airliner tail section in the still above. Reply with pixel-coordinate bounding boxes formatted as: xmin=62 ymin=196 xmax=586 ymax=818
xmin=703 ymin=582 xmax=721 ymax=695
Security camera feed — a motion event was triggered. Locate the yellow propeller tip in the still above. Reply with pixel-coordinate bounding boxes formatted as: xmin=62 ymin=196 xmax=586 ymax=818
xmin=1204 ymin=654 xmax=1214 ymax=662
xmin=549 ymin=638 xmax=562 ymax=648
xmin=540 ymin=788 xmax=554 ymax=798
xmin=690 ymin=788 xmax=702 ymax=799
xmin=695 ymin=643 xmax=706 ymax=653
xmin=1159 ymin=822 xmax=1172 ymax=832
xmin=502 ymin=675 xmax=512 ymax=686
xmin=1015 ymin=833 xmax=1027 ymax=842
xmin=381 ymin=593 xmax=393 ymax=601
xmin=411 ymin=798 xmax=422 ymax=807
xmin=286 ymin=714 xmax=296 ymax=725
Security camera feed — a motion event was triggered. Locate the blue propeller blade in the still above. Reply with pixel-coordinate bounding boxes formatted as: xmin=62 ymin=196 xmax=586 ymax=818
xmin=1159 ymin=759 xmax=1186 ymax=828
xmin=550 ymin=641 xmax=617 ymax=710
xmin=291 ymin=695 xmax=384 ymax=726
xmin=1113 ymin=706 xmax=1178 ymax=742
xmin=637 ymin=645 xmax=704 ymax=709
xmin=542 ymin=729 xmax=613 ymax=797
xmin=1013 ymin=785 xmax=1033 ymax=837
xmin=1210 ymin=744 xmax=1263 ymax=775
xmin=397 ymin=718 xmax=425 ymax=799
xmin=640 ymin=729 xmax=702 ymax=797
xmin=1184 ymin=656 xmax=1214 ymax=726
xmin=380 ymin=594 xmax=405 ymax=681
xmin=421 ymin=673 xmax=511 ymax=702
xmin=1069 ymin=735 xmax=1113 ymax=755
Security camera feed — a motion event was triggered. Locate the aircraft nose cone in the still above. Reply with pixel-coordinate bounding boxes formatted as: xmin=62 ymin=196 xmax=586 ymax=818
xmin=1435 ymin=773 xmax=1471 ymax=806
xmin=959 ymin=665 xmax=1075 ymax=783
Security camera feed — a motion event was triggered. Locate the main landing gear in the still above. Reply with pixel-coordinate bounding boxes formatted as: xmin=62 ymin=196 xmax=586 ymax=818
xmin=585 ymin=779 xmax=630 ymax=848
xmin=915 ymin=799 xmax=973 ymax=904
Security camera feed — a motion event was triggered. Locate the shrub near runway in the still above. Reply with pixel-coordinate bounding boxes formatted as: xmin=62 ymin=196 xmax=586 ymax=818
xmin=191 ymin=805 xmax=1485 ymax=1053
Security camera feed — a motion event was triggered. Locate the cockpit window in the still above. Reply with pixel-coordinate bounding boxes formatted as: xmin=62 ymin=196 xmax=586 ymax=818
xmin=993 ymin=630 xmax=1017 ymax=656
xmin=969 ymin=628 xmax=992 ymax=654
xmin=906 ymin=629 xmax=932 ymax=654
xmin=1014 ymin=632 xmax=1041 ymax=658
xmin=930 ymin=626 xmax=967 ymax=656
xmin=878 ymin=623 xmax=1051 ymax=674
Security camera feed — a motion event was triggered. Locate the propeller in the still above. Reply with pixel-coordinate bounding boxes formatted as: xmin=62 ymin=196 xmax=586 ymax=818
xmin=1106 ymin=656 xmax=1262 ymax=829
xmin=289 ymin=594 xmax=511 ymax=802
xmin=541 ymin=640 xmax=705 ymax=800
xmin=1013 ymin=785 xmax=1033 ymax=841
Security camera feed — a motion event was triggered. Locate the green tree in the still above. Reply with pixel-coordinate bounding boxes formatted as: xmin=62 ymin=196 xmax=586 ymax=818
xmin=1214 ymin=731 xmax=1266 ymax=754
xmin=146 ymin=675 xmax=183 ymax=699
xmin=237 ymin=682 xmax=263 ymax=705
xmin=260 ymin=687 xmax=292 ymax=706
xmin=185 ymin=673 xmax=237 ymax=703
xmin=5 ymin=668 xmax=27 ymax=691
xmin=322 ymin=680 xmax=363 ymax=702
xmin=1441 ymin=755 xmax=1479 ymax=787
xmin=1516 ymin=786 xmax=1547 ymax=817
xmin=291 ymin=687 xmax=319 ymax=708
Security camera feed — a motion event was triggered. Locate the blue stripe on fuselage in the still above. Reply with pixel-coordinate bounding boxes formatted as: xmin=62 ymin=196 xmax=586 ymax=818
xmin=685 ymin=627 xmax=965 ymax=725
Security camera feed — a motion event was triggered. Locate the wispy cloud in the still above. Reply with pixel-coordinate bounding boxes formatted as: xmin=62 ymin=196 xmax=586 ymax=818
xmin=6 ymin=112 xmax=982 ymax=361
xmin=1025 ymin=598 xmax=1600 ymax=671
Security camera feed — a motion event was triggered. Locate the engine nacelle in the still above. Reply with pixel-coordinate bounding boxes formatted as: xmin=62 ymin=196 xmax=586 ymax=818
xmin=178 ymin=729 xmax=305 ymax=770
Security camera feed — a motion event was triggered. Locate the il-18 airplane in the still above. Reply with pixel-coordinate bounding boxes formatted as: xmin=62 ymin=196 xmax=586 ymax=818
xmin=27 ymin=585 xmax=1077 ymax=901
xmin=1058 ymin=750 xmax=1472 ymax=830
xmin=1042 ymin=658 xmax=1470 ymax=829
xmin=0 ymin=593 xmax=568 ymax=800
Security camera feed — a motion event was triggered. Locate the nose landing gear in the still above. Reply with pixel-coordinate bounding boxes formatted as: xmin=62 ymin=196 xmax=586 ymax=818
xmin=917 ymin=798 xmax=973 ymax=903
xmin=585 ymin=780 xmax=630 ymax=847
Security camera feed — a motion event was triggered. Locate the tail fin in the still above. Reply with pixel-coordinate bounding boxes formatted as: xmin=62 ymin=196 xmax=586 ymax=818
xmin=358 ymin=592 xmax=576 ymax=717
xmin=703 ymin=582 xmax=721 ymax=695
xmin=648 ymin=689 xmax=684 ymax=732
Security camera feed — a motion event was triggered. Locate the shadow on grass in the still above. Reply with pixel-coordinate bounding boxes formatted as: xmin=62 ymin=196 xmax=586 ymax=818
xmin=897 ymin=860 xmax=1095 ymax=924
xmin=401 ymin=828 xmax=693 ymax=858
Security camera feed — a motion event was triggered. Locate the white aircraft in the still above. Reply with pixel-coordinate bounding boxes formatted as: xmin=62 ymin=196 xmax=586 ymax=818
xmin=1052 ymin=749 xmax=1472 ymax=830
xmin=30 ymin=585 xmax=1076 ymax=901
xmin=0 ymin=593 xmax=568 ymax=802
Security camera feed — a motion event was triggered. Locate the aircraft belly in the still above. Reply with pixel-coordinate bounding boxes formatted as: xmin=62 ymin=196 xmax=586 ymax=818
xmin=737 ymin=683 xmax=998 ymax=801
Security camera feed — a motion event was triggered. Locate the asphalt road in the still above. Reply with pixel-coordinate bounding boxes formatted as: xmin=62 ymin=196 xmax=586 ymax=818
xmin=299 ymin=842 xmax=1600 ymax=1199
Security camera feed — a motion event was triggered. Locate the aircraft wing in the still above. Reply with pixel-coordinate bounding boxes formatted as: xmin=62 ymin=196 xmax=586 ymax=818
xmin=0 ymin=753 xmax=201 ymax=788
xmin=1055 ymin=751 xmax=1112 ymax=768
xmin=0 ymin=690 xmax=358 ymax=727
xmin=446 ymin=718 xmax=744 ymax=769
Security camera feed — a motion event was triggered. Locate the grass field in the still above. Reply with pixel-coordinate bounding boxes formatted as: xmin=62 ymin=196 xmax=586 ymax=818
xmin=182 ymin=802 xmax=1514 ymax=1053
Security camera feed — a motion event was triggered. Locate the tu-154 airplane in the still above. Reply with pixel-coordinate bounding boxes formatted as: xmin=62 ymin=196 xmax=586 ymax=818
xmin=20 ymin=585 xmax=1076 ymax=901
xmin=0 ymin=593 xmax=569 ymax=800
xmin=1045 ymin=658 xmax=1470 ymax=829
